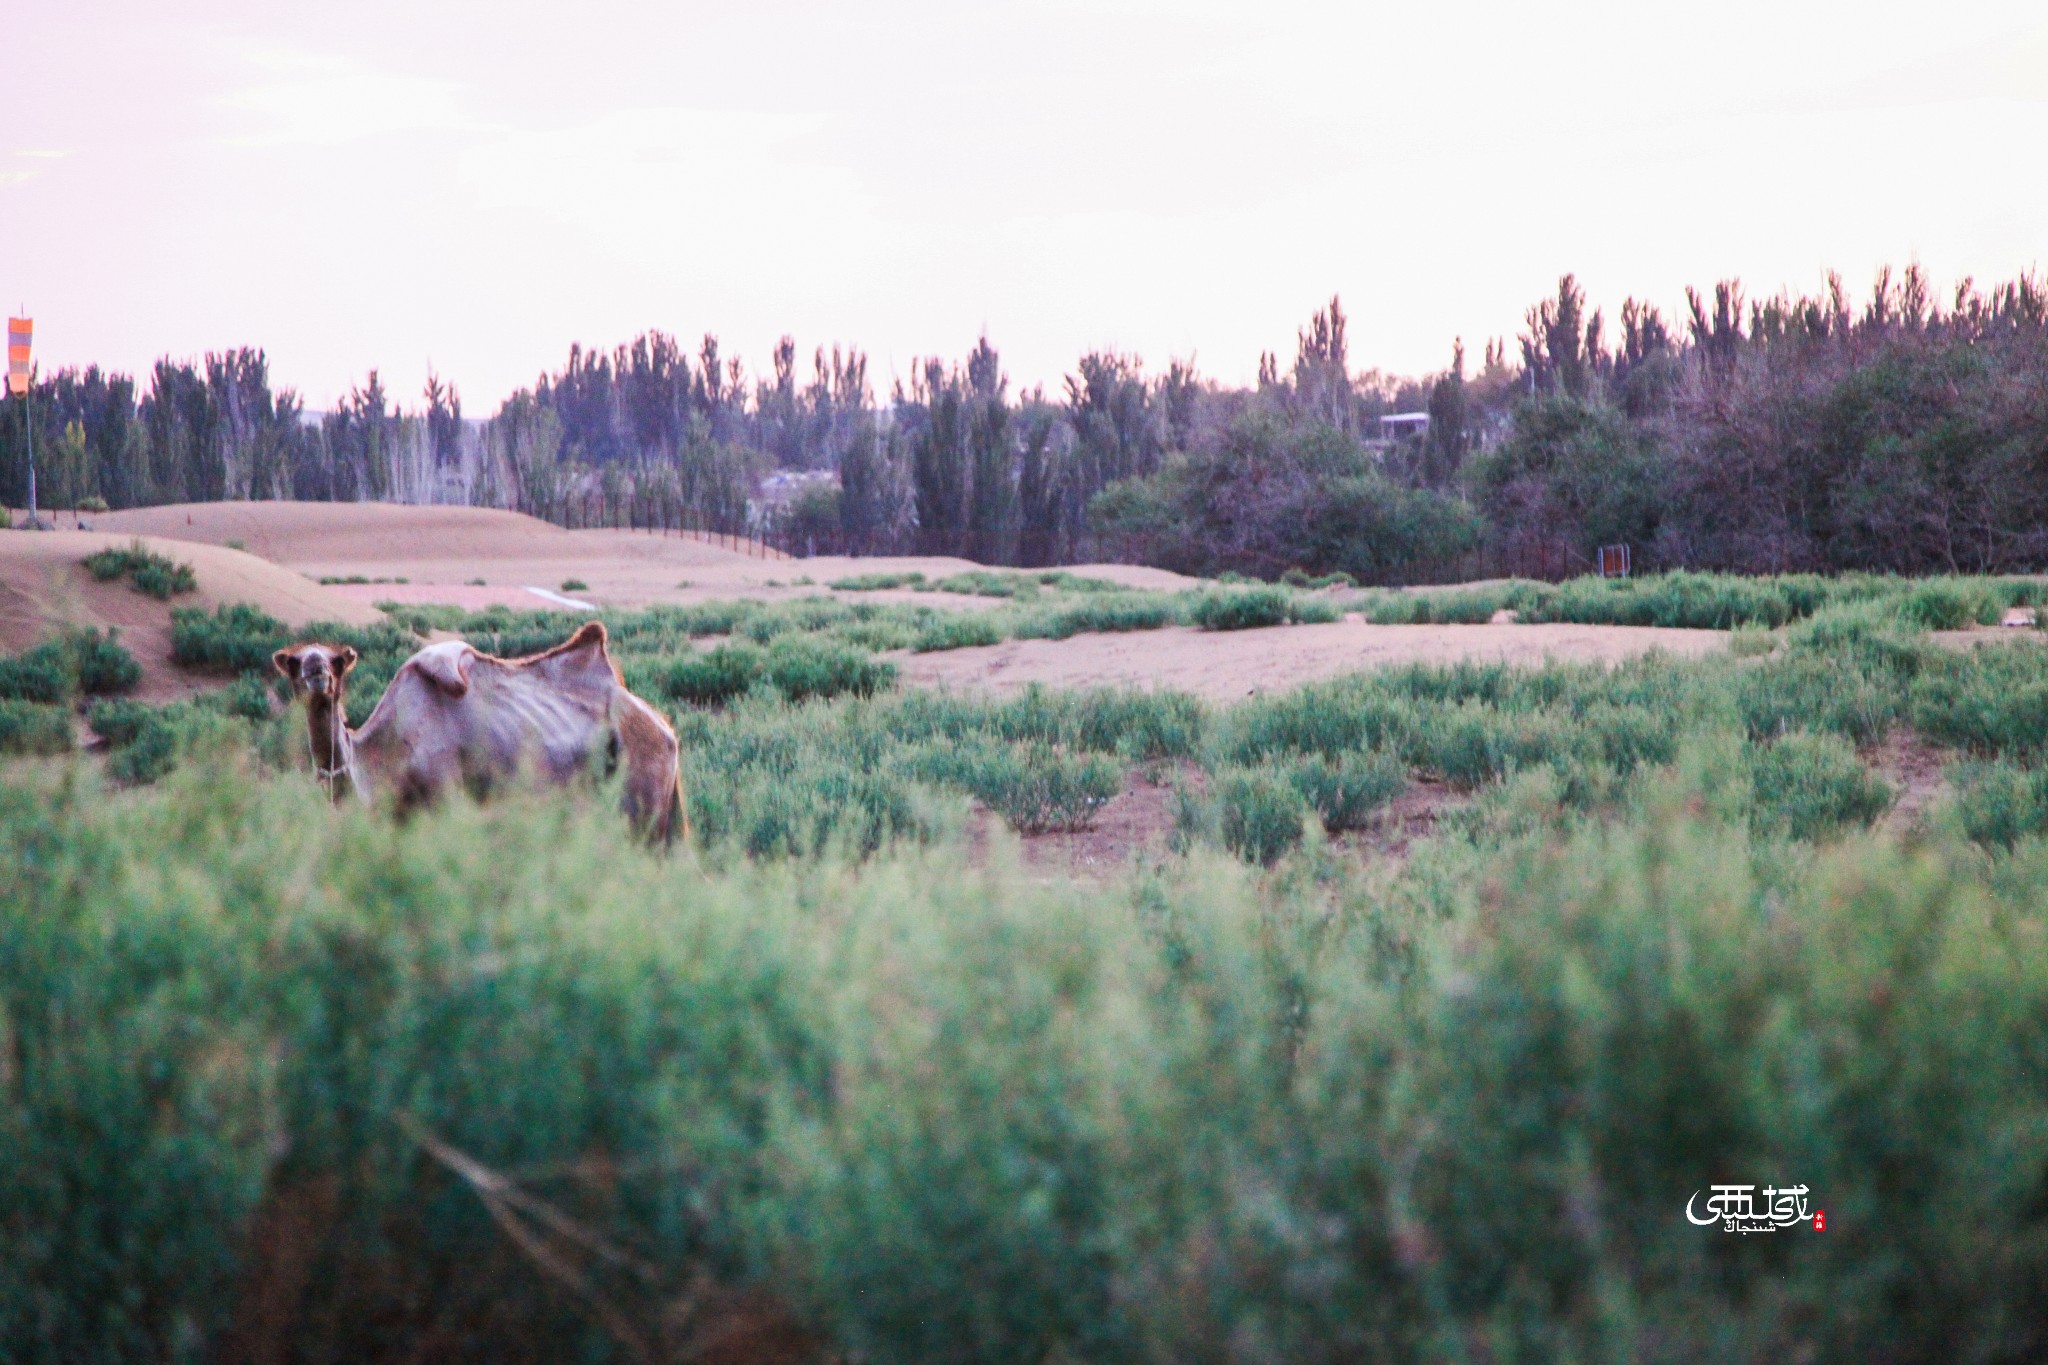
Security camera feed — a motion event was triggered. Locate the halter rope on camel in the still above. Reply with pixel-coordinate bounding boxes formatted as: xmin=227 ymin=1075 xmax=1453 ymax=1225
xmin=307 ymin=688 xmax=346 ymax=800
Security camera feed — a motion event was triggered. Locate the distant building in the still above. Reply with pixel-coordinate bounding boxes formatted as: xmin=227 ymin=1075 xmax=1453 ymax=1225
xmin=1377 ymin=412 xmax=1431 ymax=443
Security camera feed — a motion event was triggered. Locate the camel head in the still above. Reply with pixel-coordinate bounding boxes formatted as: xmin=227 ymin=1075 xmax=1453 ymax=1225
xmin=274 ymin=642 xmax=367 ymax=801
xmin=273 ymin=643 xmax=358 ymax=703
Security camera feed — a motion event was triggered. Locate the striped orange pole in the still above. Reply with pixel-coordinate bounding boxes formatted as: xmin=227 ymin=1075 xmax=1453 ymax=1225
xmin=7 ymin=317 xmax=34 ymax=524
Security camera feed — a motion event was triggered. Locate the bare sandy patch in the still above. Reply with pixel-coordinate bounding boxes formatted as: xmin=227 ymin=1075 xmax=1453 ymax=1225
xmin=0 ymin=530 xmax=385 ymax=702
xmin=893 ymin=618 xmax=1725 ymax=702
xmin=88 ymin=501 xmax=1183 ymax=609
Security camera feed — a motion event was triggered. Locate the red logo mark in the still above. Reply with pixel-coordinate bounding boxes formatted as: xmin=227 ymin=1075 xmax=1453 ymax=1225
xmin=1813 ymin=1210 xmax=1826 ymax=1231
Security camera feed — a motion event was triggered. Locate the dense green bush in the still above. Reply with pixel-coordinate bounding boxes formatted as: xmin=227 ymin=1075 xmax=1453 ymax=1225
xmin=0 ymin=630 xmax=140 ymax=703
xmin=69 ymin=628 xmax=141 ymax=694
xmin=1912 ymin=642 xmax=2048 ymax=758
xmin=82 ymin=541 xmax=196 ymax=598
xmin=650 ymin=641 xmax=765 ymax=707
xmin=170 ymin=601 xmax=292 ymax=672
xmin=0 ymin=698 xmax=73 ymax=754
xmin=1369 ymin=571 xmax=2035 ymax=635
xmin=8 ymin=710 xmax=2048 ymax=1359
xmin=763 ymin=633 xmax=895 ymax=702
xmin=1735 ymin=653 xmax=1899 ymax=745
xmin=1189 ymin=585 xmax=1295 ymax=630
xmin=907 ymin=739 xmax=1121 ymax=833
xmin=1896 ymin=578 xmax=2000 ymax=630
xmin=1748 ymin=731 xmax=1894 ymax=841
xmin=1284 ymin=750 xmax=1407 ymax=831
xmin=1211 ymin=766 xmax=1310 ymax=863
xmin=829 ymin=570 xmax=925 ymax=590
xmin=1217 ymin=679 xmax=1420 ymax=765
xmin=1013 ymin=593 xmax=1179 ymax=640
xmin=0 ymin=639 xmax=76 ymax=704
xmin=1948 ymin=760 xmax=2048 ymax=849
xmin=914 ymin=613 xmax=1003 ymax=651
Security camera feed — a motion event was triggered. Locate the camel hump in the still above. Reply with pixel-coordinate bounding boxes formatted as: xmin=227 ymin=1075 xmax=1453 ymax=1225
xmin=521 ymin=619 xmax=619 ymax=685
xmin=410 ymin=640 xmax=476 ymax=696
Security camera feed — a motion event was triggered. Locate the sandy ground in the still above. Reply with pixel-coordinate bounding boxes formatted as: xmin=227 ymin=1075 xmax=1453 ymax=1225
xmin=1871 ymin=728 xmax=1952 ymax=837
xmin=89 ymin=502 xmax=1202 ymax=609
xmin=0 ymin=530 xmax=385 ymax=702
xmin=893 ymin=617 xmax=1727 ymax=701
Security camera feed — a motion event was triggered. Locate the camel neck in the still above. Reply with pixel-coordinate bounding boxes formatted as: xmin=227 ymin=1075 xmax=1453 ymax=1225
xmin=305 ymin=694 xmax=355 ymax=788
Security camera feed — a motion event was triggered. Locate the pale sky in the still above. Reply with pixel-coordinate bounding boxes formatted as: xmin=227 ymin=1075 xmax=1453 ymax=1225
xmin=7 ymin=0 xmax=2046 ymax=410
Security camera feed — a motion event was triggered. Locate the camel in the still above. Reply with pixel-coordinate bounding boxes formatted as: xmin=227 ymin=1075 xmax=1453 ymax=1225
xmin=273 ymin=621 xmax=686 ymax=843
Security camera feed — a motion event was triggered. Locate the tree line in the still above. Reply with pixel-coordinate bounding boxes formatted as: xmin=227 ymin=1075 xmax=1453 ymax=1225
xmin=6 ymin=265 xmax=2046 ymax=579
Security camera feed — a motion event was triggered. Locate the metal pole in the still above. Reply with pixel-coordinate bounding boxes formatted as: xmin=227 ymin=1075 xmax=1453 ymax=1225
xmin=22 ymin=377 xmax=35 ymax=528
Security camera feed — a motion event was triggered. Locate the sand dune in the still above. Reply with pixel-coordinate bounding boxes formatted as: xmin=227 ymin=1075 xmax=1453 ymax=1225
xmin=0 ymin=530 xmax=386 ymax=702
xmin=90 ymin=502 xmax=1204 ymax=609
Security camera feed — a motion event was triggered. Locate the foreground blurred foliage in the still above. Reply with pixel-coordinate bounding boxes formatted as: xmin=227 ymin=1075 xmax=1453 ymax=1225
xmin=9 ymin=583 xmax=2048 ymax=1359
xmin=4 ymin=748 xmax=2048 ymax=1363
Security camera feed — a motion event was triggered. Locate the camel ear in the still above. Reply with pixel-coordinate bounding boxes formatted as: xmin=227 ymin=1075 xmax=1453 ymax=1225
xmin=273 ymin=648 xmax=300 ymax=680
xmin=337 ymin=646 xmax=358 ymax=676
xmin=411 ymin=642 xmax=473 ymax=697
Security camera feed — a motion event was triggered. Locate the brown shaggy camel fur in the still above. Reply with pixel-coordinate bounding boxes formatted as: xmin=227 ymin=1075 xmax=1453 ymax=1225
xmin=274 ymin=621 xmax=686 ymax=843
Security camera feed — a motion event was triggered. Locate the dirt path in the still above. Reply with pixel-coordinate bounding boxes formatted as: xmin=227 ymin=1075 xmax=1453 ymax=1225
xmin=1870 ymin=728 xmax=1953 ymax=835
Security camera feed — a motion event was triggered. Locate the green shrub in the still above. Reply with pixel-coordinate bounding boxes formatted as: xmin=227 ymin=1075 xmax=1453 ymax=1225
xmin=1282 ymin=568 xmax=1355 ymax=590
xmin=1218 ymin=681 xmax=1420 ymax=764
xmin=0 ymin=699 xmax=73 ymax=754
xmin=1735 ymin=653 xmax=1899 ymax=745
xmin=1285 ymin=594 xmax=1342 ymax=624
xmin=1298 ymin=808 xmax=2048 ymax=1361
xmin=1414 ymin=702 xmax=1577 ymax=790
xmin=1897 ymin=578 xmax=1999 ymax=630
xmin=763 ymin=634 xmax=894 ymax=703
xmin=82 ymin=543 xmax=140 ymax=581
xmin=908 ymin=739 xmax=1121 ymax=833
xmin=86 ymin=698 xmax=244 ymax=784
xmin=653 ymin=641 xmax=765 ymax=707
xmin=69 ymin=628 xmax=141 ymax=694
xmin=83 ymin=541 xmax=196 ymax=598
xmin=914 ymin=613 xmax=1003 ymax=652
xmin=1016 ymin=594 xmax=1179 ymax=640
xmin=1072 ymin=689 xmax=1207 ymax=762
xmin=87 ymin=697 xmax=152 ymax=747
xmin=558 ymin=577 xmax=589 ymax=592
xmin=1949 ymin=760 xmax=2048 ymax=849
xmin=1284 ymin=750 xmax=1405 ymax=831
xmin=0 ymin=630 xmax=141 ymax=702
xmin=689 ymin=757 xmax=938 ymax=859
xmin=1212 ymin=767 xmax=1309 ymax=863
xmin=8 ymin=758 xmax=2048 ymax=1360
xmin=131 ymin=557 xmax=197 ymax=599
xmin=1748 ymin=731 xmax=1893 ymax=840
xmin=171 ymin=602 xmax=291 ymax=672
xmin=0 ymin=639 xmax=77 ymax=703
xmin=929 ymin=569 xmax=1039 ymax=599
xmin=106 ymin=712 xmax=183 ymax=783
xmin=1912 ymin=644 xmax=2048 ymax=758
xmin=1190 ymin=586 xmax=1292 ymax=630
xmin=213 ymin=671 xmax=277 ymax=721
xmin=829 ymin=570 xmax=925 ymax=590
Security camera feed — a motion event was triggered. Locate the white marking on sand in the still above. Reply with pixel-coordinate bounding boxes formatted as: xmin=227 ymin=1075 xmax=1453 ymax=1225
xmin=524 ymin=586 xmax=596 ymax=610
